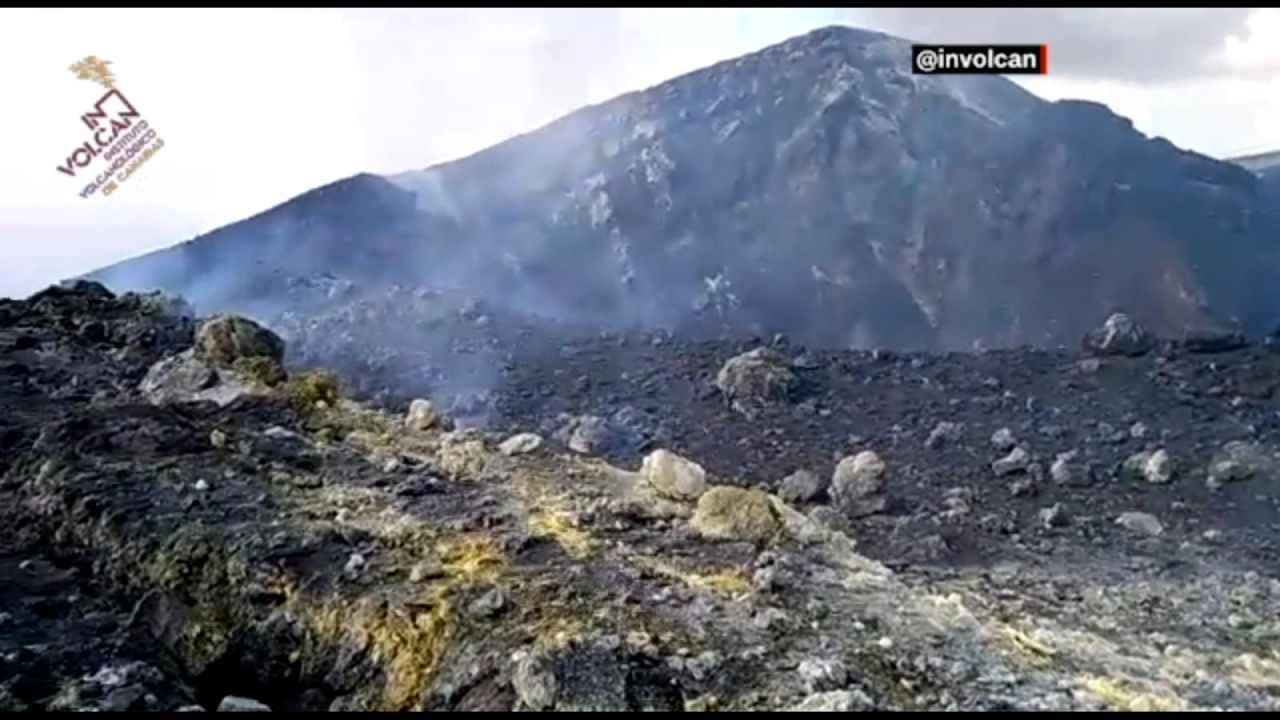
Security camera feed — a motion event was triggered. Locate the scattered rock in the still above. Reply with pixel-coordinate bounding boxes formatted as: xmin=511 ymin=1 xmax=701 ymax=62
xmin=409 ymin=560 xmax=445 ymax=583
xmin=1077 ymin=357 xmax=1103 ymax=374
xmin=566 ymin=415 xmax=612 ymax=455
xmin=195 ymin=316 xmax=285 ymax=366
xmin=1050 ymin=453 xmax=1075 ymax=484
xmin=831 ymin=451 xmax=887 ymax=515
xmin=640 ymin=449 xmax=709 ymax=502
xmin=139 ymin=351 xmax=217 ymax=404
xmin=209 ymin=429 xmax=228 ymax=449
xmin=405 ymin=398 xmax=443 ymax=432
xmin=715 ymin=347 xmax=799 ymax=415
xmin=798 ymin=657 xmax=848 ymax=692
xmin=1176 ymin=329 xmax=1248 ymax=354
xmin=1082 ymin=312 xmax=1155 ymax=357
xmin=468 ymin=587 xmax=509 ymax=619
xmin=788 ymin=689 xmax=873 ymax=712
xmin=499 ymin=432 xmax=543 ymax=456
xmin=1207 ymin=441 xmax=1269 ymax=488
xmin=1039 ymin=503 xmax=1068 ymax=529
xmin=991 ymin=428 xmax=1017 ymax=452
xmin=194 ymin=479 xmax=210 ymax=492
xmin=1124 ymin=449 xmax=1174 ymax=485
xmin=1116 ymin=511 xmax=1164 ymax=537
xmin=691 ymin=486 xmax=780 ymax=543
xmin=925 ymin=421 xmax=964 ymax=449
xmin=217 ymin=696 xmax=271 ymax=712
xmin=778 ymin=469 xmax=825 ymax=504
xmin=343 ymin=552 xmax=366 ymax=577
xmin=992 ymin=447 xmax=1031 ymax=477
xmin=512 ymin=649 xmax=557 ymax=711
xmin=1129 ymin=422 xmax=1148 ymax=440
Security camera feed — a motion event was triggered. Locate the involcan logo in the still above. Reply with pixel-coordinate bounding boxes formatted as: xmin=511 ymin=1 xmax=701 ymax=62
xmin=57 ymin=56 xmax=165 ymax=199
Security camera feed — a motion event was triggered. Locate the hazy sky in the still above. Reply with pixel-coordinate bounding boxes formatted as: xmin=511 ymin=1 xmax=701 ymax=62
xmin=2 ymin=8 xmax=1278 ymax=299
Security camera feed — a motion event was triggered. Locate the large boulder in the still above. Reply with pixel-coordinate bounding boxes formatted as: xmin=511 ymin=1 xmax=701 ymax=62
xmin=1207 ymin=441 xmax=1271 ymax=488
xmin=715 ymin=347 xmax=799 ymax=416
xmin=830 ymin=452 xmax=887 ymax=516
xmin=138 ymin=351 xmax=217 ymax=405
xmin=640 ymin=449 xmax=708 ymax=502
xmin=1082 ymin=312 xmax=1155 ymax=357
xmin=691 ymin=487 xmax=780 ymax=543
xmin=1174 ymin=328 xmax=1248 ymax=354
xmin=195 ymin=315 xmax=285 ymax=367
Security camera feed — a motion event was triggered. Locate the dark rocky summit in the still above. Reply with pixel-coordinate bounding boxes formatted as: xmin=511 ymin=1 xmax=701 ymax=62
xmin=2 ymin=281 xmax=1280 ymax=711
xmin=87 ymin=25 xmax=1280 ymax=353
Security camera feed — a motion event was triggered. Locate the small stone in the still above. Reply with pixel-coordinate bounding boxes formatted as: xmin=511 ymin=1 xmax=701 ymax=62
xmin=798 ymin=657 xmax=848 ymax=692
xmin=217 ymin=696 xmax=271 ymax=712
xmin=467 ymin=587 xmax=509 ymax=619
xmin=194 ymin=479 xmax=210 ymax=492
xmin=752 ymin=607 xmax=789 ymax=632
xmin=1050 ymin=452 xmax=1077 ymax=485
xmin=1129 ymin=422 xmax=1149 ymax=440
xmin=1124 ymin=449 xmax=1174 ymax=484
xmin=512 ymin=649 xmax=557 ymax=711
xmin=991 ymin=428 xmax=1017 ymax=452
xmin=641 ymin=449 xmax=708 ymax=502
xmin=752 ymin=566 xmax=779 ymax=593
xmin=1144 ymin=449 xmax=1173 ymax=484
xmin=567 ymin=415 xmax=612 ymax=455
xmin=405 ymin=398 xmax=442 ymax=431
xmin=787 ymin=689 xmax=872 ymax=712
xmin=1077 ymin=357 xmax=1103 ymax=374
xmin=176 ymin=705 xmax=207 ymax=712
xmin=925 ymin=421 xmax=964 ymax=449
xmin=499 ymin=432 xmax=544 ymax=457
xmin=209 ymin=429 xmax=227 ymax=449
xmin=382 ymin=457 xmax=401 ymax=473
xmin=1039 ymin=503 xmax=1068 ymax=529
xmin=1009 ymin=478 xmax=1036 ymax=497
xmin=1116 ymin=511 xmax=1163 ymax=537
xmin=343 ymin=553 xmax=366 ymax=577
xmin=876 ymin=636 xmax=894 ymax=650
xmin=992 ymin=447 xmax=1031 ymax=477
xmin=409 ymin=560 xmax=445 ymax=583
xmin=778 ymin=469 xmax=825 ymax=504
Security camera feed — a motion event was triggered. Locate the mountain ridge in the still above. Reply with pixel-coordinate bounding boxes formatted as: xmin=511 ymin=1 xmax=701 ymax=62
xmin=86 ymin=24 xmax=1280 ymax=350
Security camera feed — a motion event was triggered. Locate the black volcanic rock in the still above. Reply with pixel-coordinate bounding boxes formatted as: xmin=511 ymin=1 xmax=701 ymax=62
xmin=86 ymin=25 xmax=1280 ymax=351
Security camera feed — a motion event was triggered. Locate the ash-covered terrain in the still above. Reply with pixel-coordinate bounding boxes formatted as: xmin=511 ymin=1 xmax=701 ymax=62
xmin=12 ymin=19 xmax=1280 ymax=715
xmin=3 ymin=281 xmax=1280 ymax=712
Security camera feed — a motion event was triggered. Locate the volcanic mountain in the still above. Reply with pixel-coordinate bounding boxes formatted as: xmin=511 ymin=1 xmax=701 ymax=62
xmin=88 ymin=25 xmax=1280 ymax=350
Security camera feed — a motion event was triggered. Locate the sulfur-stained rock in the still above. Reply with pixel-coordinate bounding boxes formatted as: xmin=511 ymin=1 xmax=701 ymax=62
xmin=691 ymin=486 xmax=780 ymax=543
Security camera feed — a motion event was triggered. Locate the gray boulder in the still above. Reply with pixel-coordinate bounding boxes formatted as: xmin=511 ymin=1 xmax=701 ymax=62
xmin=715 ymin=347 xmax=799 ymax=415
xmin=195 ymin=315 xmax=285 ymax=367
xmin=1082 ymin=312 xmax=1155 ymax=357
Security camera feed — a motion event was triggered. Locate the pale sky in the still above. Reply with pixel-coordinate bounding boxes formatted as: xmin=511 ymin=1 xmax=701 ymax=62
xmin=2 ymin=8 xmax=1278 ymax=299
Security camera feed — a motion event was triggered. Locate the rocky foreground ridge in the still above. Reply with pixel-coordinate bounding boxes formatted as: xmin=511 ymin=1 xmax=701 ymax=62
xmin=2 ymin=281 xmax=1280 ymax=711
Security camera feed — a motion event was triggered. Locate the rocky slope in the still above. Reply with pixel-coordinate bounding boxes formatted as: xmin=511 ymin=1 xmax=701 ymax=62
xmin=87 ymin=25 xmax=1280 ymax=352
xmin=3 ymin=282 xmax=1280 ymax=712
